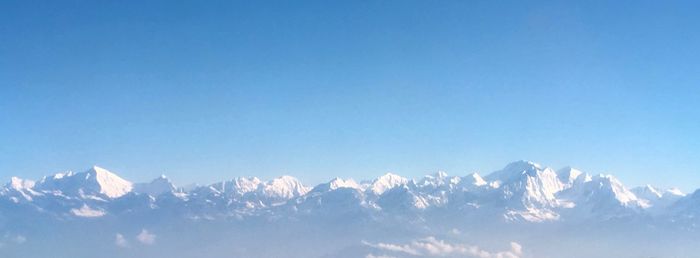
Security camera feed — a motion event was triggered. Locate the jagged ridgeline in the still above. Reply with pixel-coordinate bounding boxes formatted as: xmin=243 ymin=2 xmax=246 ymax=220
xmin=2 ymin=161 xmax=694 ymax=222
xmin=2 ymin=161 xmax=700 ymax=258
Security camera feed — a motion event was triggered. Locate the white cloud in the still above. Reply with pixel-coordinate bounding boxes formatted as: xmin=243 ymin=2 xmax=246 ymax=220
xmin=363 ymin=237 xmax=523 ymax=258
xmin=509 ymin=242 xmax=522 ymax=256
xmin=70 ymin=204 xmax=106 ymax=218
xmin=365 ymin=254 xmax=397 ymax=258
xmin=0 ymin=233 xmax=26 ymax=248
xmin=115 ymin=233 xmax=129 ymax=248
xmin=137 ymin=229 xmax=156 ymax=245
xmin=11 ymin=235 xmax=26 ymax=245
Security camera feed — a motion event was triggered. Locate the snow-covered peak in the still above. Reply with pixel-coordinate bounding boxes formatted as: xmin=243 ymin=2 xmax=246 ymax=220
xmin=1 ymin=177 xmax=38 ymax=202
xmin=85 ymin=166 xmax=134 ymax=198
xmin=370 ymin=173 xmax=409 ymax=195
xmin=434 ymin=171 xmax=448 ymax=179
xmin=631 ymin=185 xmax=686 ymax=210
xmin=418 ymin=171 xmax=460 ymax=189
xmin=35 ymin=166 xmax=133 ymax=199
xmin=486 ymin=160 xmax=548 ymax=183
xmin=232 ymin=177 xmax=263 ymax=193
xmin=259 ymin=175 xmax=309 ymax=200
xmin=565 ymin=174 xmax=641 ymax=207
xmin=329 ymin=177 xmax=361 ymax=190
xmin=632 ymin=184 xmax=663 ymax=200
xmin=506 ymin=160 xmax=542 ymax=170
xmin=483 ymin=161 xmax=566 ymax=217
xmin=593 ymin=174 xmax=638 ymax=202
xmin=8 ymin=177 xmax=35 ymax=190
xmin=557 ymin=167 xmax=583 ymax=186
xmin=50 ymin=171 xmax=74 ymax=180
xmin=666 ymin=188 xmax=685 ymax=197
xmin=212 ymin=177 xmax=263 ymax=196
xmin=458 ymin=173 xmax=487 ymax=188
xmin=486 ymin=161 xmax=563 ymax=193
xmin=311 ymin=177 xmax=362 ymax=193
xmin=134 ymin=175 xmax=177 ymax=196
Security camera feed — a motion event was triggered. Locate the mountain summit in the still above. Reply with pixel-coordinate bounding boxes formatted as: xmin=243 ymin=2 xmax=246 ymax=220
xmin=34 ymin=166 xmax=133 ymax=199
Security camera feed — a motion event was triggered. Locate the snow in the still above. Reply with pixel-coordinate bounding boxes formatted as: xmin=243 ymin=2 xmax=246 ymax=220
xmin=134 ymin=175 xmax=177 ymax=196
xmin=556 ymin=167 xmax=583 ymax=189
xmin=485 ymin=160 xmax=564 ymax=216
xmin=259 ymin=175 xmax=309 ymax=201
xmin=591 ymin=174 xmax=639 ymax=205
xmin=9 ymin=177 xmax=35 ymax=190
xmin=34 ymin=166 xmax=133 ymax=199
xmin=632 ymin=185 xmax=664 ymax=200
xmin=370 ymin=173 xmax=409 ymax=195
xmin=459 ymin=173 xmax=487 ymax=188
xmin=313 ymin=178 xmax=362 ymax=192
xmin=632 ymin=185 xmax=687 ymax=211
xmin=666 ymin=188 xmax=685 ymax=197
xmin=87 ymin=166 xmax=134 ymax=198
xmin=2 ymin=161 xmax=698 ymax=226
xmin=231 ymin=177 xmax=263 ymax=194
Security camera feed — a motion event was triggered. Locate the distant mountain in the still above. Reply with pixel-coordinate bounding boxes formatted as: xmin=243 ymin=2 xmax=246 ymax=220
xmin=133 ymin=175 xmax=177 ymax=197
xmin=33 ymin=166 xmax=133 ymax=199
xmin=0 ymin=161 xmax=697 ymax=225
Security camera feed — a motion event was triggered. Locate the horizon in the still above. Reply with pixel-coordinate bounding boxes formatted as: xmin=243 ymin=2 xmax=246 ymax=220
xmin=10 ymin=160 xmax=691 ymax=193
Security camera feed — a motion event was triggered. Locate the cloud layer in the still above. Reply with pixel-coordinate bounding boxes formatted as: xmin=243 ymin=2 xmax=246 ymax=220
xmin=364 ymin=237 xmax=522 ymax=258
xmin=137 ymin=229 xmax=156 ymax=245
xmin=115 ymin=229 xmax=156 ymax=248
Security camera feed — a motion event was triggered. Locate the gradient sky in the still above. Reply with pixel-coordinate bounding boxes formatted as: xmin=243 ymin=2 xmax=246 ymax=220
xmin=1 ymin=1 xmax=699 ymax=190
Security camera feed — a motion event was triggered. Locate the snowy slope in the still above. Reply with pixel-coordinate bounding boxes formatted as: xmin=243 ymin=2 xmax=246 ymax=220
xmin=134 ymin=175 xmax=177 ymax=197
xmin=33 ymin=166 xmax=133 ymax=199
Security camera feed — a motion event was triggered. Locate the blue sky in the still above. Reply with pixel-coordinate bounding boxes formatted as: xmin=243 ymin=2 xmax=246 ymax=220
xmin=1 ymin=1 xmax=699 ymax=190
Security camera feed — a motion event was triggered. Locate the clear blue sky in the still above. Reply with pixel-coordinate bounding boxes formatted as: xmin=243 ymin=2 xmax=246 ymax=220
xmin=1 ymin=1 xmax=699 ymax=190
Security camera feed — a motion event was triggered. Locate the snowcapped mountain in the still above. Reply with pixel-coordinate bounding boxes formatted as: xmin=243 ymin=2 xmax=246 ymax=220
xmin=1 ymin=177 xmax=38 ymax=203
xmin=481 ymin=161 xmax=565 ymax=221
xmin=212 ymin=177 xmax=263 ymax=197
xmin=669 ymin=189 xmax=700 ymax=222
xmin=311 ymin=177 xmax=362 ymax=193
xmin=34 ymin=166 xmax=133 ymax=199
xmin=369 ymin=173 xmax=409 ymax=195
xmin=458 ymin=172 xmax=488 ymax=189
xmin=556 ymin=166 xmax=583 ymax=188
xmin=291 ymin=178 xmax=372 ymax=219
xmin=134 ymin=175 xmax=177 ymax=197
xmin=1 ymin=161 xmax=698 ymax=226
xmin=258 ymin=175 xmax=310 ymax=203
xmin=631 ymin=185 xmax=685 ymax=211
xmin=416 ymin=171 xmax=457 ymax=190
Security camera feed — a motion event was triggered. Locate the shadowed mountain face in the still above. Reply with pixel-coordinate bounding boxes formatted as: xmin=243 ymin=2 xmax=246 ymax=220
xmin=1 ymin=161 xmax=699 ymax=258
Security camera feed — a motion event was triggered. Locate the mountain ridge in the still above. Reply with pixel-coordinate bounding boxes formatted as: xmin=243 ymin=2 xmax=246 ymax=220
xmin=1 ymin=160 xmax=696 ymax=225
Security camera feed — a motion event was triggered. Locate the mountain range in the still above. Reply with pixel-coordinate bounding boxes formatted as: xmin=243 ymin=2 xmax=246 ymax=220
xmin=3 ymin=161 xmax=700 ymax=258
xmin=1 ymin=160 xmax=695 ymax=224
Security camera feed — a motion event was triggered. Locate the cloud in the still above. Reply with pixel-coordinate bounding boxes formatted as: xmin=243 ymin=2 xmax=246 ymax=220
xmin=0 ymin=233 xmax=26 ymax=248
xmin=137 ymin=229 xmax=156 ymax=245
xmin=115 ymin=233 xmax=129 ymax=248
xmin=11 ymin=235 xmax=26 ymax=245
xmin=70 ymin=204 xmax=106 ymax=218
xmin=363 ymin=237 xmax=523 ymax=258
xmin=366 ymin=254 xmax=397 ymax=258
